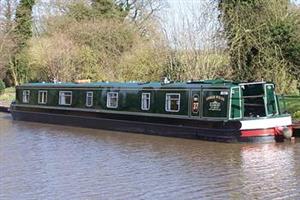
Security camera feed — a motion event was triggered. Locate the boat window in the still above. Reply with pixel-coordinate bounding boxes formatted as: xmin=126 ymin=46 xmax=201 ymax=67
xmin=22 ymin=90 xmax=30 ymax=103
xmin=86 ymin=91 xmax=93 ymax=107
xmin=141 ymin=93 xmax=151 ymax=111
xmin=242 ymin=84 xmax=266 ymax=117
xmin=107 ymin=92 xmax=118 ymax=108
xmin=38 ymin=91 xmax=47 ymax=104
xmin=59 ymin=91 xmax=72 ymax=106
xmin=192 ymin=94 xmax=199 ymax=113
xmin=165 ymin=93 xmax=180 ymax=112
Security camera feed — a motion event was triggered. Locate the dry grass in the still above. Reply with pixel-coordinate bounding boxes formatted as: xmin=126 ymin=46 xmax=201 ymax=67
xmin=0 ymin=87 xmax=15 ymax=106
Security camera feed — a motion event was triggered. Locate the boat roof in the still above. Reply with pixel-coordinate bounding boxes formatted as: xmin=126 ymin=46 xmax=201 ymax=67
xmin=18 ymin=80 xmax=267 ymax=89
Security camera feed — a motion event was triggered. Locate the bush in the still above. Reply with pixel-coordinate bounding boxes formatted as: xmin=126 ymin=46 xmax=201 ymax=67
xmin=293 ymin=111 xmax=300 ymax=119
xmin=0 ymin=80 xmax=5 ymax=95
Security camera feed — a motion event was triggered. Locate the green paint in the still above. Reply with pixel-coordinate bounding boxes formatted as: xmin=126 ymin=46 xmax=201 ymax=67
xmin=265 ymin=84 xmax=278 ymax=115
xmin=230 ymin=87 xmax=241 ymax=119
xmin=15 ymin=81 xmax=285 ymax=120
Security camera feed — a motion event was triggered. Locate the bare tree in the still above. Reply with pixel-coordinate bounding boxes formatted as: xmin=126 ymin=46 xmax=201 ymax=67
xmin=0 ymin=0 xmax=17 ymax=80
xmin=118 ymin=0 xmax=166 ymax=28
xmin=161 ymin=0 xmax=230 ymax=81
xmin=29 ymin=33 xmax=78 ymax=82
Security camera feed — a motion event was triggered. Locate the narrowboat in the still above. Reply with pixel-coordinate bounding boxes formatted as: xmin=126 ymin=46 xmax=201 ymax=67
xmin=10 ymin=80 xmax=293 ymax=143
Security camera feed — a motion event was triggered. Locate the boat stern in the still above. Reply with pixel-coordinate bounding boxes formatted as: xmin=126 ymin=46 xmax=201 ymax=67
xmin=239 ymin=115 xmax=293 ymax=142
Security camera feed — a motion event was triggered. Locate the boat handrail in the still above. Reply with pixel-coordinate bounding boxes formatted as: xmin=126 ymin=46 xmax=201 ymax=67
xmin=244 ymin=103 xmax=265 ymax=107
xmin=242 ymin=95 xmax=264 ymax=99
xmin=239 ymin=81 xmax=266 ymax=86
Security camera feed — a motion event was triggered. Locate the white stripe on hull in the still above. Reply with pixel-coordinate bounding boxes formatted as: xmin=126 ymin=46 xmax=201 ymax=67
xmin=240 ymin=116 xmax=292 ymax=130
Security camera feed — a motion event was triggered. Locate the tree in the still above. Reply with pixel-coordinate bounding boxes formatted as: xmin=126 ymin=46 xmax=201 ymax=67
xmin=0 ymin=0 xmax=17 ymax=81
xmin=3 ymin=0 xmax=36 ymax=86
xmin=29 ymin=33 xmax=78 ymax=82
xmin=14 ymin=0 xmax=35 ymax=48
xmin=161 ymin=0 xmax=230 ymax=81
xmin=27 ymin=0 xmax=167 ymax=82
xmin=91 ymin=0 xmax=129 ymax=19
xmin=67 ymin=0 xmax=129 ymax=21
xmin=117 ymin=0 xmax=166 ymax=34
xmin=218 ymin=0 xmax=300 ymax=93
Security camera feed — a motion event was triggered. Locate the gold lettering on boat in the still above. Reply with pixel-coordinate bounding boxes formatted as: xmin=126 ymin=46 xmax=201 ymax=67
xmin=209 ymin=101 xmax=221 ymax=111
xmin=206 ymin=95 xmax=225 ymax=102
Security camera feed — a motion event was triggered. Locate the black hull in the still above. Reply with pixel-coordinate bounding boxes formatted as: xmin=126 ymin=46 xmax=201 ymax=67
xmin=0 ymin=106 xmax=9 ymax=113
xmin=10 ymin=107 xmax=277 ymax=143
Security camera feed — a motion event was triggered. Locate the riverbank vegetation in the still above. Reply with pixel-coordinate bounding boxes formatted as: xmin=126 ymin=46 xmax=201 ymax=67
xmin=0 ymin=0 xmax=300 ymax=114
xmin=0 ymin=87 xmax=15 ymax=106
xmin=281 ymin=96 xmax=300 ymax=119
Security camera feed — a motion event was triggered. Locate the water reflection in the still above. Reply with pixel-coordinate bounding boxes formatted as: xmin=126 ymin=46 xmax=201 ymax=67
xmin=1 ymin=113 xmax=300 ymax=199
xmin=240 ymin=144 xmax=299 ymax=199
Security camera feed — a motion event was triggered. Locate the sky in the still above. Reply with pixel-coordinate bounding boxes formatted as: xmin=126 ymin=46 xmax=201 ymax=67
xmin=161 ymin=0 xmax=221 ymax=49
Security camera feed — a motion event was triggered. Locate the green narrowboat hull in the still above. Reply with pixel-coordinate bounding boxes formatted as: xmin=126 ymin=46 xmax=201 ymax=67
xmin=11 ymin=80 xmax=293 ymax=143
xmin=11 ymin=104 xmax=280 ymax=143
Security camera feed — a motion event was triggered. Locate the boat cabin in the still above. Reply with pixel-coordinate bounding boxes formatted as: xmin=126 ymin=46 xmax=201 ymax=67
xmin=14 ymin=80 xmax=280 ymax=121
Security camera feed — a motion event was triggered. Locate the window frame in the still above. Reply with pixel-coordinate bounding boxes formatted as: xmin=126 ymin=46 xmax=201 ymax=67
xmin=106 ymin=92 xmax=119 ymax=108
xmin=38 ymin=90 xmax=48 ymax=104
xmin=141 ymin=93 xmax=151 ymax=111
xmin=85 ymin=91 xmax=93 ymax=107
xmin=165 ymin=93 xmax=181 ymax=112
xmin=59 ymin=91 xmax=72 ymax=106
xmin=22 ymin=90 xmax=30 ymax=103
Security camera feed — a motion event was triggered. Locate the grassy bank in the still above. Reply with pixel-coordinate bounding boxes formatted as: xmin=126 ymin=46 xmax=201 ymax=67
xmin=0 ymin=87 xmax=15 ymax=106
xmin=281 ymin=96 xmax=300 ymax=120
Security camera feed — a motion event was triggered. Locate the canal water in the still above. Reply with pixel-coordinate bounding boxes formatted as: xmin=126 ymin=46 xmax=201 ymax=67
xmin=1 ymin=113 xmax=300 ymax=199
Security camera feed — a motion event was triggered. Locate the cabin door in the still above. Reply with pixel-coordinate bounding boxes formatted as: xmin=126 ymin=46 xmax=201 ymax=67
xmin=264 ymin=84 xmax=279 ymax=116
xmin=190 ymin=90 xmax=201 ymax=117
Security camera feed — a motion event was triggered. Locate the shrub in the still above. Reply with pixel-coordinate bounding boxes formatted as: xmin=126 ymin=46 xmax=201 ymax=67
xmin=0 ymin=80 xmax=5 ymax=95
xmin=293 ymin=111 xmax=300 ymax=119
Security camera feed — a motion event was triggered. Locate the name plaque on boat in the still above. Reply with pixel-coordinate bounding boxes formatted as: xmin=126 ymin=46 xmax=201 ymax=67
xmin=202 ymin=91 xmax=228 ymax=118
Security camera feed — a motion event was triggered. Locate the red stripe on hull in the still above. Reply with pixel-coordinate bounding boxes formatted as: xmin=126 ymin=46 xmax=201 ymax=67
xmin=241 ymin=126 xmax=293 ymax=137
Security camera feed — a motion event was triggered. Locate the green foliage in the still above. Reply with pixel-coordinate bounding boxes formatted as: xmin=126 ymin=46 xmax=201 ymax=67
xmin=293 ymin=111 xmax=300 ymax=119
xmin=91 ymin=0 xmax=128 ymax=19
xmin=0 ymin=80 xmax=5 ymax=95
xmin=14 ymin=0 xmax=35 ymax=49
xmin=5 ymin=0 xmax=36 ymax=86
xmin=68 ymin=0 xmax=128 ymax=21
xmin=218 ymin=0 xmax=300 ymax=93
xmin=280 ymin=96 xmax=300 ymax=117
xmin=28 ymin=33 xmax=79 ymax=82
xmin=28 ymin=14 xmax=167 ymax=82
xmin=66 ymin=19 xmax=138 ymax=81
xmin=67 ymin=2 xmax=94 ymax=21
xmin=118 ymin=41 xmax=168 ymax=81
xmin=1 ymin=0 xmax=165 ymax=86
xmin=269 ymin=17 xmax=300 ymax=79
